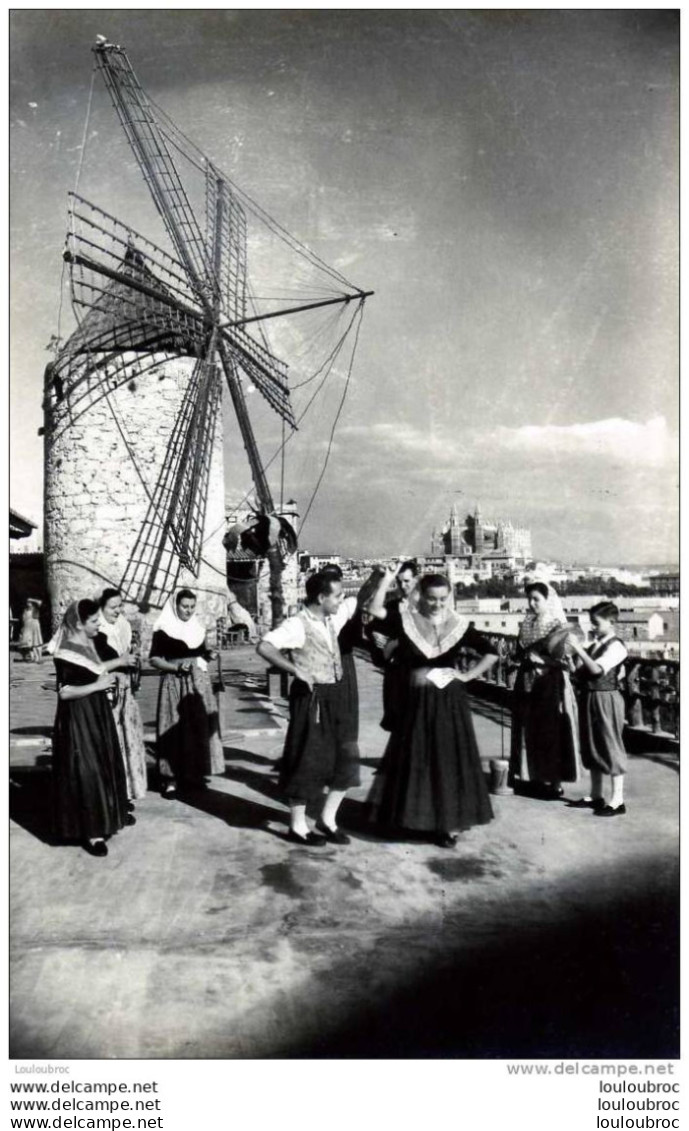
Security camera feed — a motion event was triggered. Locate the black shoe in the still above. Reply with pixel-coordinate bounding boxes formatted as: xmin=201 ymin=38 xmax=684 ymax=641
xmin=595 ymin=804 xmax=626 ymax=817
xmin=83 ymin=839 xmax=108 ymax=857
xmin=124 ymin=813 xmax=136 ymax=826
xmin=126 ymin=801 xmax=136 ymax=813
xmin=315 ymin=820 xmax=351 ymax=845
xmin=287 ymin=829 xmax=327 ymax=846
xmin=434 ymin=832 xmax=459 ymax=848
xmin=567 ymin=797 xmax=606 ymax=811
xmin=542 ymin=786 xmax=564 ymax=800
xmin=161 ymin=785 xmax=177 ymax=799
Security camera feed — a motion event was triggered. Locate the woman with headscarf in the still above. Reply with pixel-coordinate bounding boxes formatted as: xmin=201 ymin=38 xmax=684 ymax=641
xmin=366 ymin=571 xmax=498 ymax=847
xmin=149 ymin=588 xmax=224 ymax=797
xmin=51 ymin=599 xmax=130 ymax=856
xmin=94 ymin=588 xmax=148 ymax=807
xmin=18 ymin=599 xmax=43 ymax=662
xmin=509 ymin=578 xmax=581 ymax=798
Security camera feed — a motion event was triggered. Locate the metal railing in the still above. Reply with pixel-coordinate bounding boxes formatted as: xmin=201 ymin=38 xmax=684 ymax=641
xmin=458 ymin=631 xmax=680 ymax=741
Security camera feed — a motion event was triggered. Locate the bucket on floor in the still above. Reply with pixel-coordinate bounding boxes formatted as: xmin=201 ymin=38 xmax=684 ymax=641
xmin=489 ymin=757 xmax=512 ymax=796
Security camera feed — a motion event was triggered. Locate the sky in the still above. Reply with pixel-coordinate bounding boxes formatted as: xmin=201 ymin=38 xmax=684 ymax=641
xmin=9 ymin=10 xmax=678 ymax=565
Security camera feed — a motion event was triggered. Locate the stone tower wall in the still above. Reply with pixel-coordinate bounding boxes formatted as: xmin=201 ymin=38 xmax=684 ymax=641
xmin=44 ymin=361 xmax=227 ymax=648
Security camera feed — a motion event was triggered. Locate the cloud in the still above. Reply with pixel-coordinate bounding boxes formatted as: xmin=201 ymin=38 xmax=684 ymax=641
xmin=339 ymin=421 xmax=458 ymax=462
xmin=493 ymin=415 xmax=676 ymax=466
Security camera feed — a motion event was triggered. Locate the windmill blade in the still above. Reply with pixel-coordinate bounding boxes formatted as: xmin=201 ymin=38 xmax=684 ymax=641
xmin=206 ymin=168 xmax=248 ymax=325
xmin=69 ymin=194 xmax=202 ymax=309
xmin=221 ymin=326 xmax=294 ymax=427
xmin=47 ymin=244 xmax=210 ymax=435
xmin=118 ymin=350 xmax=223 ymax=608
xmin=94 ymin=42 xmax=212 ymax=293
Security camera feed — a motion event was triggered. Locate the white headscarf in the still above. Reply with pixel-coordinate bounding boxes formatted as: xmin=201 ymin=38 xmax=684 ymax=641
xmin=97 ymin=609 xmax=132 ymax=656
xmin=52 ymin=601 xmax=105 ymax=676
xmin=152 ymin=592 xmax=206 ymax=650
xmin=519 ymin=578 xmax=567 ymax=648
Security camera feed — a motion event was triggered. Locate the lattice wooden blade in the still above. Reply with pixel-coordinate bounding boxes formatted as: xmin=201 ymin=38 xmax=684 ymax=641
xmin=44 ymin=198 xmax=211 ymax=435
xmin=69 ymin=194 xmax=202 ymax=309
xmin=206 ymin=167 xmax=248 ymax=326
xmin=94 ymin=45 xmax=212 ymax=293
xmin=118 ymin=353 xmax=223 ymax=609
xmin=221 ymin=327 xmax=294 ymax=428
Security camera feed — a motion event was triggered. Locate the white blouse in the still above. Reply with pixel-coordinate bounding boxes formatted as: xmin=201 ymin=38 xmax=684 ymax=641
xmin=261 ymin=597 xmax=357 ymax=652
xmin=588 ymin=634 xmax=628 ymax=674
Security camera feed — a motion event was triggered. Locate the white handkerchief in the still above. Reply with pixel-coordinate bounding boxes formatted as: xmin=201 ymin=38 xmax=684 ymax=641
xmin=426 ymin=667 xmax=456 ymax=689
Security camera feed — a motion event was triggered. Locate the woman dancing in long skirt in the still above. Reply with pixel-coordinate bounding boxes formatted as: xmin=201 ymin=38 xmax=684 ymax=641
xmin=149 ymin=589 xmax=223 ymax=797
xmin=368 ymin=572 xmax=498 ymax=847
xmin=94 ymin=587 xmax=148 ymax=807
xmin=509 ymin=579 xmax=581 ymax=798
xmin=52 ymin=599 xmax=130 ymax=856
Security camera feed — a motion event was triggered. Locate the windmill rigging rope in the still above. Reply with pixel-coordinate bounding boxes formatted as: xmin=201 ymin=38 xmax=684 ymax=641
xmin=72 ymin=67 xmax=97 ymax=228
xmin=298 ymin=300 xmax=365 ymax=536
xmin=148 ymin=94 xmax=354 ymax=290
xmin=200 ymin=301 xmax=361 ymax=549
xmin=57 ymin=66 xmax=97 ymax=344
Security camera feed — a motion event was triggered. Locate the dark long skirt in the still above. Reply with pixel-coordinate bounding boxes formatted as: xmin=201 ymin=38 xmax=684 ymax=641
xmin=340 ymin=652 xmax=359 ymax=743
xmin=369 ymin=680 xmax=493 ymax=833
xmin=156 ymin=667 xmax=224 ymax=786
xmin=509 ymin=665 xmax=581 ymax=786
xmin=579 ymin=689 xmax=627 ymax=775
xmin=279 ymin=678 xmax=361 ymax=803
xmin=53 ymin=692 xmax=128 ymax=841
xmin=381 ymin=660 xmax=404 ymax=732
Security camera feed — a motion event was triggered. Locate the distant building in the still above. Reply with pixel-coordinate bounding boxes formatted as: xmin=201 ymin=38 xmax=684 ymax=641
xmin=615 ymin=611 xmax=665 ymax=643
xmin=647 ymin=572 xmax=680 ymax=596
xmin=431 ymin=502 xmax=532 ymax=574
xmin=298 ymin=552 xmax=343 ymax=573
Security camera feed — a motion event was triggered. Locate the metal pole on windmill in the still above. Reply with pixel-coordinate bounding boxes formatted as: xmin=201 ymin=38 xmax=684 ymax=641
xmin=216 ymin=341 xmax=285 ymax=627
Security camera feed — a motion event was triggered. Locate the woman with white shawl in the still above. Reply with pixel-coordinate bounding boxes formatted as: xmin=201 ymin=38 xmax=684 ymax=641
xmin=366 ymin=571 xmax=498 ymax=847
xmin=51 ymin=599 xmax=130 ymax=856
xmin=149 ymin=588 xmax=224 ymax=797
xmin=509 ymin=577 xmax=581 ymax=798
xmin=94 ymin=588 xmax=148 ymax=805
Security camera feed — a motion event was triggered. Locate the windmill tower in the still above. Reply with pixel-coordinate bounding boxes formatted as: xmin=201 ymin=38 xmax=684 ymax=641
xmin=43 ymin=39 xmax=372 ymax=639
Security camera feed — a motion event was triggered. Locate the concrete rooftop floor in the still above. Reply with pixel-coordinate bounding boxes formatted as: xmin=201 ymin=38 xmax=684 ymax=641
xmin=9 ymin=647 xmax=679 ymax=1060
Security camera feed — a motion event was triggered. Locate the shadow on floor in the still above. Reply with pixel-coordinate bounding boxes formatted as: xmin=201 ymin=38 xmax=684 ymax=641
xmin=223 ymin=747 xmax=275 ymax=768
xmin=282 ymin=873 xmax=679 ymax=1060
xmin=10 ymin=768 xmax=60 ymax=846
xmin=10 ymin=764 xmax=161 ymax=846
xmin=10 ymin=725 xmax=54 ymax=738
xmin=173 ymin=784 xmax=286 ymax=831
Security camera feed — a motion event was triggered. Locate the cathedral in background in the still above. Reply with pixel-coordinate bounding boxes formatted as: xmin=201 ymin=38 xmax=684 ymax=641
xmin=431 ymin=503 xmax=532 ymax=574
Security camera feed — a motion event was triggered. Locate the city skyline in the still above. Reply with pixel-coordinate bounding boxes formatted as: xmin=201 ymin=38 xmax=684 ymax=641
xmin=10 ymin=11 xmax=678 ymax=565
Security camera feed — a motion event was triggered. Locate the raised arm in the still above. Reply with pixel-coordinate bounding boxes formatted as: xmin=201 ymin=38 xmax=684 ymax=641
xmin=364 ymin=565 xmax=398 ymax=621
xmin=568 ymin=635 xmax=603 ymax=676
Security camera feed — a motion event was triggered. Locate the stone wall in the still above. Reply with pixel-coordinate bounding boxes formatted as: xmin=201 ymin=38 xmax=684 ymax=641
xmin=44 ymin=360 xmax=227 ymax=647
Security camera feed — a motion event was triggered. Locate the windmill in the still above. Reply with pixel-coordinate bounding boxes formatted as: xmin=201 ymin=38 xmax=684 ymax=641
xmin=44 ymin=39 xmax=372 ymax=626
